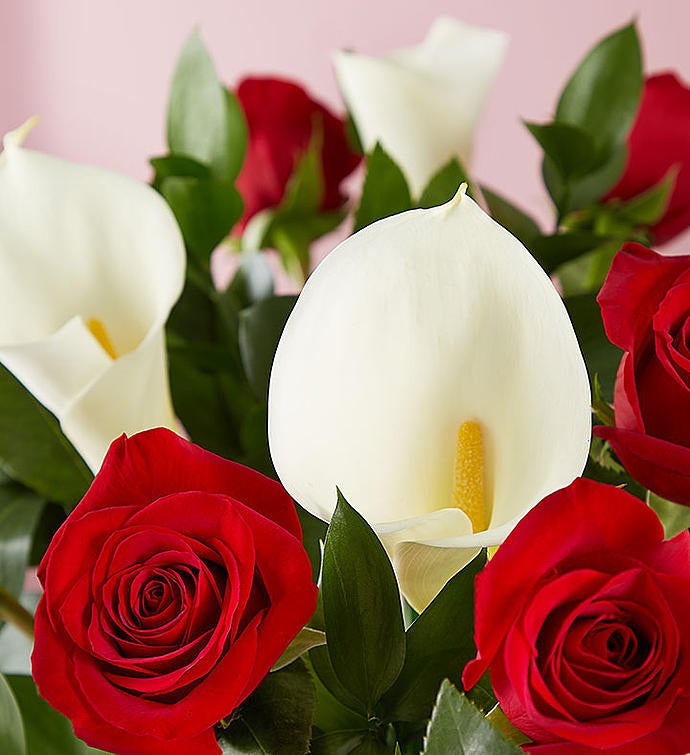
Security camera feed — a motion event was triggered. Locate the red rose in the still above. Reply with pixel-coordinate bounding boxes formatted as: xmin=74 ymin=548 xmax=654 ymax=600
xmin=593 ymin=242 xmax=690 ymax=504
xmin=235 ymin=76 xmax=361 ymax=227
xmin=32 ymin=428 xmax=317 ymax=755
xmin=605 ymin=73 xmax=690 ymax=244
xmin=463 ymin=478 xmax=690 ymax=754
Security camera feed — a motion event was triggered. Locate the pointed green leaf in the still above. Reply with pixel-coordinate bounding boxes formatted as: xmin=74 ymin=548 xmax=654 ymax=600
xmin=647 ymin=490 xmax=690 ymax=539
xmin=423 ymin=680 xmax=522 ymax=755
xmin=296 ymin=503 xmax=327 ymax=584
xmin=272 ymin=627 xmax=326 ymax=671
xmin=526 ymin=122 xmax=602 ymax=180
xmin=0 ymin=366 xmax=92 ymax=508
xmin=217 ymin=660 xmax=315 ymax=755
xmin=322 ymin=492 xmax=405 ymax=711
xmin=238 ymin=296 xmax=297 ymax=400
xmin=382 ymin=551 xmax=486 ymax=722
xmin=160 ymin=176 xmax=243 ymax=266
xmin=354 ymin=144 xmax=413 ymax=232
xmin=260 ymin=132 xmax=345 ymax=281
xmin=614 ymin=167 xmax=678 ymax=226
xmin=0 ymin=674 xmax=25 ymax=755
xmin=556 ymin=23 xmax=642 ymax=152
xmin=166 ymin=32 xmax=247 ymax=180
xmin=418 ymin=159 xmax=471 ymax=209
xmin=481 ymin=187 xmax=540 ymax=247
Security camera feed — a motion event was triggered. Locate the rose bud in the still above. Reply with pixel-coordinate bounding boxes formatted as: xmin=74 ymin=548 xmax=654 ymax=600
xmin=605 ymin=73 xmax=690 ymax=244
xmin=234 ymin=76 xmax=361 ymax=228
xmin=463 ymin=477 xmax=690 ymax=754
xmin=594 ymin=242 xmax=690 ymax=504
xmin=32 ymin=428 xmax=317 ymax=755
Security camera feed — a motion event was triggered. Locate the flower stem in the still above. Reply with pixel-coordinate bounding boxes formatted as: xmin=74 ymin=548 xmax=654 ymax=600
xmin=0 ymin=585 xmax=34 ymax=640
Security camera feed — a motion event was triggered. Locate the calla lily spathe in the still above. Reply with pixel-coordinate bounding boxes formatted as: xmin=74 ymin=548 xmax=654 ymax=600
xmin=333 ymin=17 xmax=508 ymax=195
xmin=268 ymin=189 xmax=591 ymax=610
xmin=0 ymin=122 xmax=185 ymax=472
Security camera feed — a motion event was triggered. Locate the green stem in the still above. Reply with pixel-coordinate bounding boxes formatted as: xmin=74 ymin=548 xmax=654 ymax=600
xmin=0 ymin=586 xmax=34 ymax=640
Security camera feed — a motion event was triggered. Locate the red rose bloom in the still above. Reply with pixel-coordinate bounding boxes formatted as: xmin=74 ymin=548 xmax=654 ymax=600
xmin=463 ymin=478 xmax=690 ymax=754
xmin=32 ymin=428 xmax=317 ymax=755
xmin=235 ymin=76 xmax=361 ymax=227
xmin=593 ymin=242 xmax=690 ymax=504
xmin=605 ymin=73 xmax=690 ymax=244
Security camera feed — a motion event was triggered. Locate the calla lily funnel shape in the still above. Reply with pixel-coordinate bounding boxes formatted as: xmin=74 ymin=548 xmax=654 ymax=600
xmin=0 ymin=122 xmax=185 ymax=472
xmin=334 ymin=17 xmax=508 ymax=195
xmin=268 ymin=189 xmax=591 ymax=610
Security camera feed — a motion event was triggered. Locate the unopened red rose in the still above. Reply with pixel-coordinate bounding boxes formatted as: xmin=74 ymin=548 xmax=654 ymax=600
xmin=594 ymin=242 xmax=690 ymax=504
xmin=463 ymin=478 xmax=690 ymax=754
xmin=235 ymin=76 xmax=361 ymax=227
xmin=32 ymin=428 xmax=317 ymax=755
xmin=605 ymin=73 xmax=690 ymax=244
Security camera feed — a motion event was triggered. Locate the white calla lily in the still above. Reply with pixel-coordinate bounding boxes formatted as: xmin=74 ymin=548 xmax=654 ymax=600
xmin=268 ymin=188 xmax=591 ymax=610
xmin=0 ymin=121 xmax=185 ymax=471
xmin=334 ymin=17 xmax=508 ymax=195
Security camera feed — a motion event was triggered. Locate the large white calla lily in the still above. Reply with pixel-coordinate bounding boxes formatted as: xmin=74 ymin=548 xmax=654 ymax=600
xmin=268 ymin=188 xmax=591 ymax=610
xmin=0 ymin=121 xmax=185 ymax=472
xmin=334 ymin=17 xmax=508 ymax=195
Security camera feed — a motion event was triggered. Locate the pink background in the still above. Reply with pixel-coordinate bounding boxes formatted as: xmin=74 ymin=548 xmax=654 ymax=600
xmin=2 ymin=0 xmax=689 ymax=241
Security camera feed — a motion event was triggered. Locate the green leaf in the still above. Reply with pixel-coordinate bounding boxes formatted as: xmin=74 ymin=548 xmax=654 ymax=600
xmin=217 ymin=659 xmax=315 ymax=755
xmin=0 ymin=484 xmax=44 ymax=598
xmin=564 ymin=293 xmax=623 ymax=398
xmin=382 ymin=551 xmax=486 ymax=722
xmin=0 ymin=365 xmax=92 ymax=508
xmin=592 ymin=374 xmax=615 ymax=427
xmin=272 ymin=627 xmax=326 ymax=671
xmin=160 ymin=176 xmax=243 ymax=267
xmin=422 ymin=680 xmax=522 ymax=755
xmin=556 ymin=23 xmax=642 ymax=153
xmin=354 ymin=144 xmax=413 ymax=232
xmin=481 ymin=188 xmax=540 ymax=247
xmin=526 ymin=122 xmax=602 ymax=180
xmin=545 ymin=146 xmax=628 ymax=217
xmin=6 ymin=675 xmax=109 ymax=754
xmin=418 ymin=159 xmax=470 ymax=209
xmin=613 ymin=167 xmax=678 ymax=226
xmin=0 ymin=674 xmax=24 ymax=755
xmin=150 ymin=154 xmax=210 ymax=189
xmin=322 ymin=491 xmax=405 ymax=712
xmin=647 ymin=490 xmax=690 ymax=539
xmin=259 ymin=133 xmax=345 ymax=281
xmin=311 ymin=731 xmax=388 ymax=755
xmin=307 ymin=648 xmax=368 ymax=731
xmin=529 ymin=231 xmax=605 ymax=273
xmin=238 ymin=296 xmax=297 ymax=401
xmin=166 ymin=32 xmax=247 ymax=180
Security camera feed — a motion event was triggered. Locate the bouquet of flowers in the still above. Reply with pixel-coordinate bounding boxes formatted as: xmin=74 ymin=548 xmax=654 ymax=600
xmin=1 ymin=16 xmax=690 ymax=755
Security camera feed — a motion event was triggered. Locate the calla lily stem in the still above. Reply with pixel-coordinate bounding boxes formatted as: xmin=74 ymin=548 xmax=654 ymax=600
xmin=0 ymin=585 xmax=34 ymax=640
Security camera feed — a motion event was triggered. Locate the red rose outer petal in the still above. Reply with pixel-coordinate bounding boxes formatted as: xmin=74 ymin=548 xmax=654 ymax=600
xmin=73 ymin=429 xmax=302 ymax=540
xmin=596 ymin=242 xmax=690 ymax=354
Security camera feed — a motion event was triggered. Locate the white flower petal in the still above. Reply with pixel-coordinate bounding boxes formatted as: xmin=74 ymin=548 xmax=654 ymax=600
xmin=0 ymin=126 xmax=185 ymax=470
xmin=269 ymin=191 xmax=591 ymax=607
xmin=334 ymin=17 xmax=507 ymax=194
